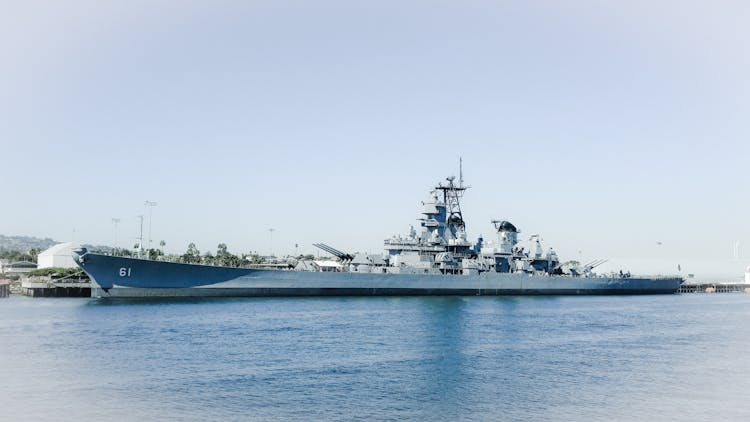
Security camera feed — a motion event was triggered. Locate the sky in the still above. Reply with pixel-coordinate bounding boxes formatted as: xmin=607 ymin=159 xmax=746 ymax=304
xmin=2 ymin=0 xmax=749 ymax=280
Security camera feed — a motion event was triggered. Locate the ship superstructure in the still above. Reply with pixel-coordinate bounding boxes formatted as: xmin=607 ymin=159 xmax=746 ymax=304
xmin=383 ymin=175 xmax=475 ymax=274
xmin=369 ymin=174 xmax=564 ymax=278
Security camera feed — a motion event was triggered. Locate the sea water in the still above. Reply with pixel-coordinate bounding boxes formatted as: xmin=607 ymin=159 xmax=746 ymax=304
xmin=1 ymin=294 xmax=749 ymax=421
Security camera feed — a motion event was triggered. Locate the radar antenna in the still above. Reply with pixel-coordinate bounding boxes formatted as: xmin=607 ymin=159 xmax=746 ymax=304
xmin=459 ymin=156 xmax=464 ymax=189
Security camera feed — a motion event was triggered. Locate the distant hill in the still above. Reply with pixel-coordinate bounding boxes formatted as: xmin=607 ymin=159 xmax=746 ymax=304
xmin=0 ymin=235 xmax=57 ymax=252
xmin=0 ymin=234 xmax=111 ymax=253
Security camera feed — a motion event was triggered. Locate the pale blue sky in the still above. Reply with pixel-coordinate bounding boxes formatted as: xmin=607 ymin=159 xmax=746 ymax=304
xmin=2 ymin=1 xmax=749 ymax=279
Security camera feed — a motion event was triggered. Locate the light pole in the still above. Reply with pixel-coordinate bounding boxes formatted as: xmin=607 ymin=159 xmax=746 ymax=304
xmin=112 ymin=218 xmax=121 ymax=253
xmin=137 ymin=215 xmax=144 ymax=255
xmin=268 ymin=228 xmax=275 ymax=257
xmin=144 ymin=201 xmax=157 ymax=251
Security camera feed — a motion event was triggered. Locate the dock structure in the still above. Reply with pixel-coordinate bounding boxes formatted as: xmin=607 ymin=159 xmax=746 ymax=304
xmin=20 ymin=272 xmax=92 ymax=298
xmin=678 ymin=283 xmax=750 ymax=294
xmin=20 ymin=281 xmax=91 ymax=297
xmin=0 ymin=280 xmax=9 ymax=298
xmin=18 ymin=270 xmax=92 ymax=297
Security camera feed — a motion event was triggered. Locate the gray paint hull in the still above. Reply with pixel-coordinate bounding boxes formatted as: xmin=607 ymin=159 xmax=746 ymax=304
xmin=76 ymin=252 xmax=683 ymax=298
xmin=92 ymin=286 xmax=681 ymax=298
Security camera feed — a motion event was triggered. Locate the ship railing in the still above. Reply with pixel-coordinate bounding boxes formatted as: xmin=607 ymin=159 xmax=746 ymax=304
xmin=595 ymin=273 xmax=682 ymax=280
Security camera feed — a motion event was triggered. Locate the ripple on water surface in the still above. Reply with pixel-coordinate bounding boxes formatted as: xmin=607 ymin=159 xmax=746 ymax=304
xmin=1 ymin=294 xmax=749 ymax=421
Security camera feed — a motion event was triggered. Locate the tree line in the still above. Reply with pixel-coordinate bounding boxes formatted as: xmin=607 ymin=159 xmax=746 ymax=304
xmin=179 ymin=242 xmax=270 ymax=266
xmin=108 ymin=242 xmax=269 ymax=267
xmin=0 ymin=248 xmax=40 ymax=263
xmin=173 ymin=243 xmax=315 ymax=266
xmin=2 ymin=243 xmax=317 ymax=268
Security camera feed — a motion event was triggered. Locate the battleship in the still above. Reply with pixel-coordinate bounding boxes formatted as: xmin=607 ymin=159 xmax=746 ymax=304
xmin=73 ymin=172 xmax=683 ymax=297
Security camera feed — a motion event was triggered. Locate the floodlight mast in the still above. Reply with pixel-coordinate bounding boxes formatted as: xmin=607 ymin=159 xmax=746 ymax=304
xmin=112 ymin=218 xmax=121 ymax=250
xmin=144 ymin=201 xmax=158 ymax=250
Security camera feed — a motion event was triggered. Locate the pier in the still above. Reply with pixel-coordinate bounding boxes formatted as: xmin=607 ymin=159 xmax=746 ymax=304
xmin=7 ymin=282 xmax=750 ymax=296
xmin=678 ymin=283 xmax=750 ymax=294
xmin=20 ymin=280 xmax=91 ymax=297
xmin=16 ymin=270 xmax=92 ymax=297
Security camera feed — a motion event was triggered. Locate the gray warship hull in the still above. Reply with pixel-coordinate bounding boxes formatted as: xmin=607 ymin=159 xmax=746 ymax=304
xmin=73 ymin=252 xmax=683 ymax=298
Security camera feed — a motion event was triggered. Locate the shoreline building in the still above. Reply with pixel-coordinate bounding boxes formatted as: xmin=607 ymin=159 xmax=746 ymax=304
xmin=0 ymin=261 xmax=37 ymax=277
xmin=37 ymin=242 xmax=77 ymax=269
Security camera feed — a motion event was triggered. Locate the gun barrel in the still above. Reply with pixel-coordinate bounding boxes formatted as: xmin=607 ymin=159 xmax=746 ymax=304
xmin=590 ymin=259 xmax=608 ymax=269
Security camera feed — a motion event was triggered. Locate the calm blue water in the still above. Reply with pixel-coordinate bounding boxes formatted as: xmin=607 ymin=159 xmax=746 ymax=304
xmin=1 ymin=294 xmax=749 ymax=421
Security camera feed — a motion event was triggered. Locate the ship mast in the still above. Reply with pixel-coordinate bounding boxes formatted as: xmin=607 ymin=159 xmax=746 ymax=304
xmin=459 ymin=156 xmax=464 ymax=189
xmin=437 ymin=159 xmax=468 ymax=238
